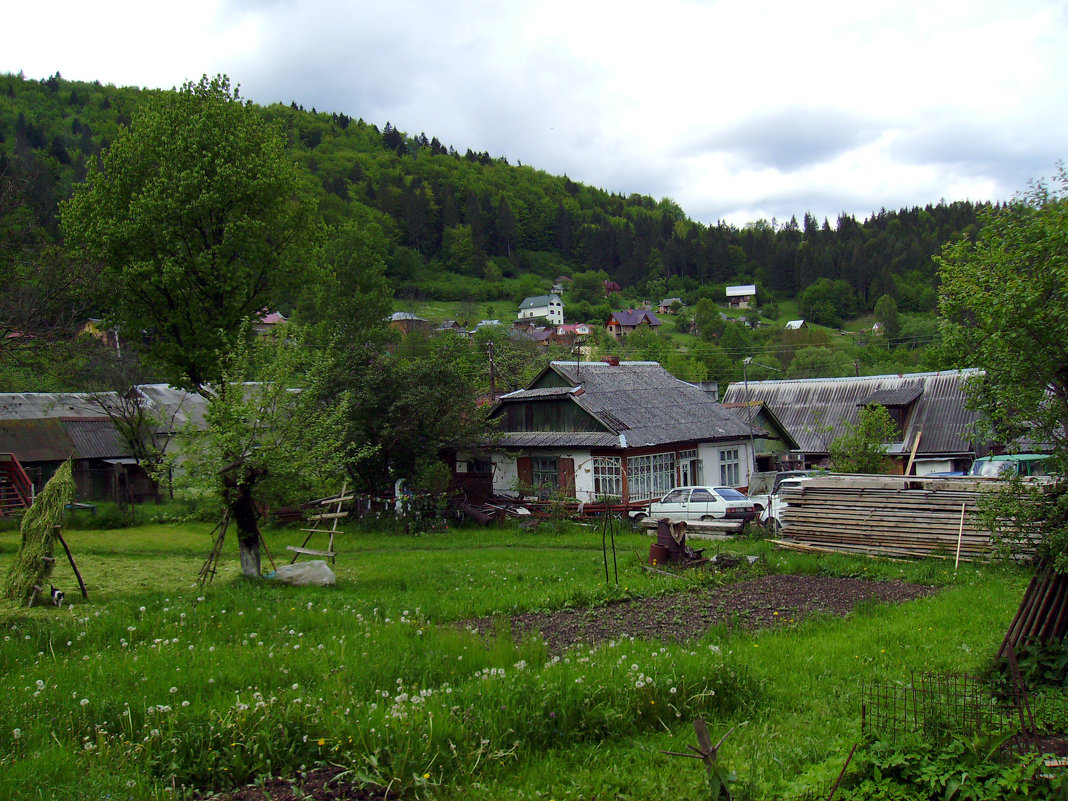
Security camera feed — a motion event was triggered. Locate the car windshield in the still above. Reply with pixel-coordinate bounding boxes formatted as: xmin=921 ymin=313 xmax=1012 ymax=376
xmin=970 ymin=460 xmax=1016 ymax=477
xmin=715 ymin=487 xmax=746 ymax=500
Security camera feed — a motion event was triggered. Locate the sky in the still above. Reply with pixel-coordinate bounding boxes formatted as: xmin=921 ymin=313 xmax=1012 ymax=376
xmin=5 ymin=0 xmax=1067 ymax=227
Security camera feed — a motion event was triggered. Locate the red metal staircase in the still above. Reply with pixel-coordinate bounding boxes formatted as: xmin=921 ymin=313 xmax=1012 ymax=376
xmin=0 ymin=453 xmax=32 ymax=516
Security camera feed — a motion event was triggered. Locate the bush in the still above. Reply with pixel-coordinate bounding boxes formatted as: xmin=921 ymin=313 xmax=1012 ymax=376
xmin=845 ymin=733 xmax=1065 ymax=800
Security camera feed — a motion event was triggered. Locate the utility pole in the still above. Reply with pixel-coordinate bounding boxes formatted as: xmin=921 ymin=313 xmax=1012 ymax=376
xmin=488 ymin=340 xmax=497 ymax=401
xmin=743 ymin=357 xmax=756 ymax=474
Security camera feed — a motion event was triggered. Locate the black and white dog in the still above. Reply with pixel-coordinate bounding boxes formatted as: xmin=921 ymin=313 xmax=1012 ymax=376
xmin=49 ymin=585 xmax=64 ymax=608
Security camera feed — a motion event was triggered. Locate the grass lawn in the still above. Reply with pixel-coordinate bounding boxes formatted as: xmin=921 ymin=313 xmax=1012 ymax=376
xmin=0 ymin=520 xmax=1035 ymax=800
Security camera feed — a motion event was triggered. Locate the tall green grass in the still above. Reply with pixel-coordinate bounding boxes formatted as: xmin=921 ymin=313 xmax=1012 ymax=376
xmin=0 ymin=521 xmax=1032 ymax=800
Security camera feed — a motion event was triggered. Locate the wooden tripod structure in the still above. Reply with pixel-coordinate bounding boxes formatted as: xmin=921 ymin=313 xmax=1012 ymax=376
xmin=197 ymin=511 xmax=231 ymax=587
xmin=197 ymin=509 xmax=279 ymax=586
xmin=27 ymin=524 xmax=88 ymax=607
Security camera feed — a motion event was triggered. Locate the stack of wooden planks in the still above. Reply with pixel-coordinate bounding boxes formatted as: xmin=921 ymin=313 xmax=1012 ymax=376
xmin=770 ymin=474 xmax=1040 ymax=562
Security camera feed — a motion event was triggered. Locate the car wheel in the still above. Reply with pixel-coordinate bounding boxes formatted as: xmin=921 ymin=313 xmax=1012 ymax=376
xmin=631 ymin=513 xmax=648 ymax=527
xmin=700 ymin=515 xmax=714 ymax=522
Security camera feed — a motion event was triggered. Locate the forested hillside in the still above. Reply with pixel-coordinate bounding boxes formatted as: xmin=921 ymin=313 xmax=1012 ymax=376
xmin=1 ymin=71 xmax=982 ymax=314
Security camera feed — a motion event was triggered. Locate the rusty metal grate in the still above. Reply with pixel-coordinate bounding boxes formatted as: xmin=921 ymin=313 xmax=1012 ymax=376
xmin=862 ymin=671 xmax=1068 ymax=748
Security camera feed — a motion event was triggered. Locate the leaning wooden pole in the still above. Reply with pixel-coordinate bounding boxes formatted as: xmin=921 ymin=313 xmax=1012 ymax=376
xmin=997 ymin=562 xmax=1068 ymax=660
xmin=53 ymin=526 xmax=87 ymax=599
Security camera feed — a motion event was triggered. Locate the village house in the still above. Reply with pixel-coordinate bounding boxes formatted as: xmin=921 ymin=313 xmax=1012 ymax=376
xmin=435 ymin=320 xmax=466 ymax=334
xmin=388 ymin=311 xmax=431 ymax=334
xmin=721 ymin=370 xmax=985 ymax=475
xmin=461 ymin=360 xmax=760 ymax=505
xmin=0 ymin=385 xmax=207 ymax=513
xmin=726 ymin=284 xmax=757 ymax=309
xmin=605 ymin=309 xmax=661 ymax=342
xmin=658 ymin=297 xmax=684 ymax=314
xmin=517 ymin=293 xmax=564 ymax=325
xmin=551 ymin=323 xmax=593 ymax=346
xmin=603 ymin=280 xmax=622 ymax=295
xmin=719 ymin=401 xmax=802 ymax=472
xmin=252 ymin=310 xmax=288 ymax=336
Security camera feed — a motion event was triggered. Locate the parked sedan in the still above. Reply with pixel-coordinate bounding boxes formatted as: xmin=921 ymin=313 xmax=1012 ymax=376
xmin=640 ymin=486 xmax=757 ymax=523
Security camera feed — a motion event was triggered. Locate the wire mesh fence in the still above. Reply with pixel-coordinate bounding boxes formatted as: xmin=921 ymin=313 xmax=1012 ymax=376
xmin=862 ymin=671 xmax=1068 ymax=752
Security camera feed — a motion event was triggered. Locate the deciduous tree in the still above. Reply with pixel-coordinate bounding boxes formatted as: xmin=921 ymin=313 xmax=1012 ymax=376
xmin=61 ymin=75 xmax=313 ymax=391
xmin=61 ymin=75 xmax=315 ymax=574
xmin=829 ymin=403 xmax=898 ymax=474
xmin=938 ymin=165 xmax=1068 ymax=568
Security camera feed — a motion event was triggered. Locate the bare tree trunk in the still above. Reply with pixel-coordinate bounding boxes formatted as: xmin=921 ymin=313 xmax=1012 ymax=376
xmin=237 ymin=535 xmax=261 ymax=577
xmin=224 ymin=466 xmax=266 ymax=578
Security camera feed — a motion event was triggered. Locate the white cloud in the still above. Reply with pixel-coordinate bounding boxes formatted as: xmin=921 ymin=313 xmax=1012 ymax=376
xmin=4 ymin=0 xmax=1067 ymax=224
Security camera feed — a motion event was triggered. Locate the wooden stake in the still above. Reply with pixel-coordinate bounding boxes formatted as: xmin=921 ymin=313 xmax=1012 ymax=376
xmin=954 ymin=503 xmax=966 ymax=571
xmin=53 ymin=526 xmax=87 ymax=599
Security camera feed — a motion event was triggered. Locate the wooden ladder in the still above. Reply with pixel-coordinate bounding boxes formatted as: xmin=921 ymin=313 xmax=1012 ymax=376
xmin=288 ymin=483 xmax=351 ymax=564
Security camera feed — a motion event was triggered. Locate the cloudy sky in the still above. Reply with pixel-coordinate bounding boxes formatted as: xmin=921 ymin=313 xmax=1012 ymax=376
xmin=6 ymin=0 xmax=1067 ymax=226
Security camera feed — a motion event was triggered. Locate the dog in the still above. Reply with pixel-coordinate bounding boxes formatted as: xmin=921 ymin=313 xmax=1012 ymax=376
xmin=49 ymin=585 xmax=64 ymax=609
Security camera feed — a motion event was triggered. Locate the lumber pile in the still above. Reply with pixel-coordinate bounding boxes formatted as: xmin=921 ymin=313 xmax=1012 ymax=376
xmin=771 ymin=474 xmax=1039 ymax=562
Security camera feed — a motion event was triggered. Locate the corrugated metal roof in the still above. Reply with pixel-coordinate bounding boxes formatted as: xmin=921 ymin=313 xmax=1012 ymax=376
xmin=0 ymin=419 xmax=75 ymax=461
xmin=61 ymin=419 xmax=132 ymax=459
xmin=0 ymin=392 xmax=101 ymax=420
xmin=130 ymin=385 xmax=209 ymax=430
xmin=859 ymin=387 xmax=923 ymax=407
xmin=721 ymin=370 xmax=982 ymax=455
xmin=0 ymin=385 xmax=209 ymax=432
xmin=726 ymin=284 xmax=757 ymax=296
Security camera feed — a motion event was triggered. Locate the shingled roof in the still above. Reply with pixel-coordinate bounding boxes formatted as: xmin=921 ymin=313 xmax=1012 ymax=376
xmin=608 ymin=309 xmax=661 ymax=328
xmin=493 ymin=360 xmax=758 ymax=449
xmin=721 ymin=370 xmax=982 ymax=455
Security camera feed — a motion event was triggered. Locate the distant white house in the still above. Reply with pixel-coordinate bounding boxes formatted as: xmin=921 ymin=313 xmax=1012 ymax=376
xmin=518 ymin=293 xmax=564 ymax=325
xmin=785 ymin=319 xmax=807 ymax=330
xmin=726 ymin=285 xmax=757 ymax=309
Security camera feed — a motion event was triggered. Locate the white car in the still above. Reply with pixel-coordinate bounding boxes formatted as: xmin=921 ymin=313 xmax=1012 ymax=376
xmin=759 ymin=477 xmax=813 ymax=532
xmin=637 ymin=486 xmax=757 ymax=523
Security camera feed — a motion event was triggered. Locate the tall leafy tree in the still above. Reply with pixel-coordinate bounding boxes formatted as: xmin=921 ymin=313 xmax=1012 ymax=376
xmin=61 ymin=75 xmax=316 ymax=575
xmin=873 ymin=294 xmax=900 ymax=341
xmin=61 ymin=74 xmax=313 ymax=390
xmin=938 ymin=166 xmax=1068 ymax=568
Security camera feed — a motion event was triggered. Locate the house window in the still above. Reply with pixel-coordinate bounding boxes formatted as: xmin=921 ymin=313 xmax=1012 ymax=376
xmin=719 ymin=448 xmax=740 ymax=487
xmin=593 ymin=457 xmax=622 ymax=499
xmin=679 ymin=449 xmax=703 ymax=486
xmin=627 ymin=452 xmax=676 ymax=501
xmin=532 ymin=457 xmax=558 ymax=498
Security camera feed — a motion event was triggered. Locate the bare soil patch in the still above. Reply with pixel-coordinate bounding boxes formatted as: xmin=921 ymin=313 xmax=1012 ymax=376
xmin=467 ymin=573 xmax=938 ymax=653
xmin=201 ymin=766 xmax=391 ymax=801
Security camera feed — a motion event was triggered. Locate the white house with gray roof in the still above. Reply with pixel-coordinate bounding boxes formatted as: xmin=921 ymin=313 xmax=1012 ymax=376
xmin=464 ymin=360 xmax=761 ymax=504
xmin=517 ymin=293 xmax=564 ymax=325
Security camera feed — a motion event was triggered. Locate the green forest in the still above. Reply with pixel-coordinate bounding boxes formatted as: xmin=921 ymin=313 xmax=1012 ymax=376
xmin=0 ymin=71 xmax=986 ymax=391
